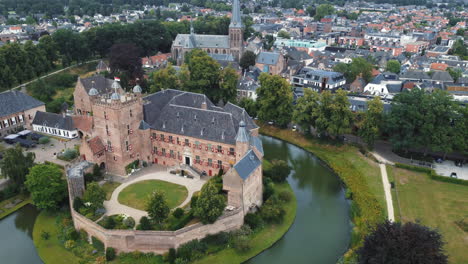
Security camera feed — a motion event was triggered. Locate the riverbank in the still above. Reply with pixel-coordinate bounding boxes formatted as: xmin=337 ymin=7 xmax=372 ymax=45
xmin=0 ymin=194 xmax=31 ymax=220
xmin=259 ymin=125 xmax=386 ymax=260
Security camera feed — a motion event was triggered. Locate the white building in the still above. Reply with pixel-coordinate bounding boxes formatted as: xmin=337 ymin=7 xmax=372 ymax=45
xmin=32 ymin=111 xmax=78 ymax=139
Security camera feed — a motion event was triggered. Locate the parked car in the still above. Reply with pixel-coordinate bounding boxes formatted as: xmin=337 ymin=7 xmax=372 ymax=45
xmin=450 ymin=172 xmax=458 ymax=178
xmin=435 ymin=157 xmax=443 ymax=163
xmin=17 ymin=130 xmax=31 ymax=139
xmin=454 ymin=160 xmax=463 ymax=167
xmin=14 ymin=138 xmax=36 ymax=149
xmin=29 ymin=133 xmax=44 ymax=141
xmin=4 ymin=134 xmax=20 ymax=144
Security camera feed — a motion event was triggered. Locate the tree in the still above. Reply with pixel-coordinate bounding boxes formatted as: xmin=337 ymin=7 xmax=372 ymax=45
xmin=0 ymin=145 xmax=35 ymax=189
xmin=314 ymin=4 xmax=335 ymax=21
xmin=359 ymin=97 xmax=384 ymax=147
xmin=386 ymin=60 xmax=401 ymax=73
xmin=265 ymin=159 xmax=291 ymax=183
xmin=358 ymin=220 xmax=447 ymax=264
xmin=257 ymin=73 xmax=293 ymax=127
xmin=239 ymin=51 xmax=256 ymax=71
xmin=292 ymin=89 xmax=320 ymax=133
xmin=306 ymin=6 xmax=316 ymax=17
xmin=456 ymin=28 xmax=465 ymax=36
xmin=146 ymin=190 xmax=170 ymax=224
xmin=25 ymin=164 xmax=66 ymax=211
xmin=328 ymin=89 xmax=353 ymax=137
xmin=194 ymin=181 xmax=226 ymax=224
xmin=277 ymin=30 xmax=290 ymax=39
xmin=238 ymin=97 xmax=258 ymax=118
xmin=219 ymin=66 xmax=239 ymax=103
xmin=82 ymin=182 xmax=106 ymax=212
xmin=334 ymin=58 xmax=374 ymax=83
xmin=149 ymin=64 xmax=179 ymax=93
xmin=109 ymin=43 xmax=144 ymax=88
xmin=447 ymin=68 xmax=462 ymax=82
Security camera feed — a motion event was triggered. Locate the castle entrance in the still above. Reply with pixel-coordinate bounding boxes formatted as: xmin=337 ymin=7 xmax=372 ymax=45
xmin=185 ymin=156 xmax=191 ymax=166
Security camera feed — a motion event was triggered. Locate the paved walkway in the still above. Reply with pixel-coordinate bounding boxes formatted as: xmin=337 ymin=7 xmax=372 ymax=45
xmin=371 ymin=151 xmax=395 ymax=222
xmin=103 ymin=168 xmax=206 ymax=222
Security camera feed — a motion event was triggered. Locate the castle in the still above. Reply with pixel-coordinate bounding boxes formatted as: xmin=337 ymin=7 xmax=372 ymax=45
xmin=171 ymin=0 xmax=244 ymax=64
xmin=73 ymin=75 xmax=263 ymax=215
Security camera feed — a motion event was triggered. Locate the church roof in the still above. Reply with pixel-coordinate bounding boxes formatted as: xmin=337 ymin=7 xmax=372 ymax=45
xmin=173 ymin=34 xmax=230 ymax=49
xmin=230 ymin=0 xmax=242 ymax=28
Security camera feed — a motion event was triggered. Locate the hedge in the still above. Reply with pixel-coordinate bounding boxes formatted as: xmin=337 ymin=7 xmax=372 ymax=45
xmin=395 ymin=163 xmax=468 ymax=186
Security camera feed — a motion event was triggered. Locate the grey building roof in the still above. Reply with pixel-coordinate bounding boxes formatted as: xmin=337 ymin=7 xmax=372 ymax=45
xmin=250 ymin=135 xmax=264 ymax=155
xmin=172 ymin=34 xmax=230 ymax=49
xmin=235 ymin=121 xmax=249 ymax=142
xmin=32 ymin=111 xmax=75 ymax=131
xmin=143 ymin=90 xmax=257 ymax=145
xmin=233 ymin=149 xmax=261 ymax=180
xmin=399 ymin=70 xmax=430 ymax=81
xmin=431 ymin=71 xmax=454 ymax=83
xmin=295 ymin=68 xmax=345 ymax=85
xmin=0 ymin=90 xmax=44 ymax=117
xmin=256 ymin=52 xmax=280 ymax=65
xmin=67 ymin=161 xmax=92 ymax=179
xmin=80 ymin=75 xmax=121 ymax=96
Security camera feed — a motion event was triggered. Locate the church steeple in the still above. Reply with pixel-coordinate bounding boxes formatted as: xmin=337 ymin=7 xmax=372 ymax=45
xmin=230 ymin=0 xmax=242 ymax=28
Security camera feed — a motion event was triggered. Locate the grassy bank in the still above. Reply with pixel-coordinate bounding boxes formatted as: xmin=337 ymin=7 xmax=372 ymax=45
xmin=259 ymin=125 xmax=386 ymax=259
xmin=0 ymin=194 xmax=31 ymax=220
xmin=387 ymin=166 xmax=468 ymax=264
xmin=193 ymin=182 xmax=297 ymax=264
xmin=102 ymin=181 xmax=122 ymax=200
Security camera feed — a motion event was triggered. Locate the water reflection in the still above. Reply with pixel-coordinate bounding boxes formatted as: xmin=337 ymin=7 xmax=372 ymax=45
xmin=246 ymin=136 xmax=350 ymax=264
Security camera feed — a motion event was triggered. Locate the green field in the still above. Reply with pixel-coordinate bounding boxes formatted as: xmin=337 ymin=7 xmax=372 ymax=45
xmin=102 ymin=181 xmax=122 ymax=200
xmin=193 ymin=182 xmax=297 ymax=264
xmin=388 ymin=166 xmax=468 ymax=264
xmin=118 ymin=180 xmax=188 ymax=210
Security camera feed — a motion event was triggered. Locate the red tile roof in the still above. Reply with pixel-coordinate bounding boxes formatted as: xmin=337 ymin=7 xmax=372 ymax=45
xmin=87 ymin=137 xmax=105 ymax=155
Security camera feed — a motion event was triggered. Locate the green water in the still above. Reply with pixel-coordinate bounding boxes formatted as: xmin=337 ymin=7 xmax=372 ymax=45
xmin=0 ymin=204 xmax=43 ymax=263
xmin=0 ymin=136 xmax=350 ymax=264
xmin=247 ymin=136 xmax=351 ymax=264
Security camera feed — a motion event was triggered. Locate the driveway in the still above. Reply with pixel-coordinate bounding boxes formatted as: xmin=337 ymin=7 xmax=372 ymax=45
xmin=433 ymin=160 xmax=468 ymax=180
xmin=103 ymin=168 xmax=207 ymax=223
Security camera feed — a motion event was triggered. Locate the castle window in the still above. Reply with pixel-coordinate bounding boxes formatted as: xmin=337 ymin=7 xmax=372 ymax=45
xmin=104 ymin=111 xmax=107 ymax=119
xmin=152 ymin=132 xmax=156 ymax=139
xmin=160 ymin=134 xmax=164 ymax=141
xmin=130 ymin=110 xmax=133 ymax=117
xmin=230 ymin=147 xmax=235 ymax=155
xmin=170 ymin=150 xmax=175 ymax=158
xmin=169 ymin=135 xmax=173 ymax=143
xmin=162 ymin=148 xmax=166 ymax=155
xmin=106 ymin=125 xmax=109 ymax=135
xmin=217 ymin=145 xmax=222 ymax=152
xmin=107 ymin=140 xmax=112 ymax=149
xmin=153 ymin=146 xmax=157 ymax=153
xmin=208 ymin=158 xmax=212 ymax=166
xmin=185 ymin=139 xmax=189 ymax=145
xmin=114 ymin=156 xmax=117 ymax=161
xmin=196 ymin=155 xmax=200 ymax=164
xmin=126 ymin=141 xmax=129 ymax=151
xmin=127 ymin=125 xmax=130 ymax=135
xmin=195 ymin=141 xmax=200 ymax=147
xmin=218 ymin=160 xmax=222 ymax=167
xmin=177 ymin=137 xmax=180 ymax=144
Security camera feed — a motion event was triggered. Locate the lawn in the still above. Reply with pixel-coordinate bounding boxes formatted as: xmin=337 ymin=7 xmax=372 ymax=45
xmin=388 ymin=166 xmax=468 ymax=264
xmin=102 ymin=181 xmax=122 ymax=200
xmin=118 ymin=180 xmax=188 ymax=210
xmin=193 ymin=182 xmax=297 ymax=264
xmin=33 ymin=212 xmax=82 ymax=264
xmin=258 ymin=124 xmax=386 ymax=258
xmin=0 ymin=194 xmax=31 ymax=220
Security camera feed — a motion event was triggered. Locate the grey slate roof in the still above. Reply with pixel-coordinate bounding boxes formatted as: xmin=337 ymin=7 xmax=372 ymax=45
xmin=143 ymin=90 xmax=257 ymax=145
xmin=172 ymin=34 xmax=230 ymax=49
xmin=399 ymin=71 xmax=430 ymax=81
xmin=0 ymin=90 xmax=44 ymax=117
xmin=256 ymin=52 xmax=280 ymax=65
xmin=235 ymin=121 xmax=249 ymax=142
xmin=32 ymin=111 xmax=75 ymax=131
xmin=230 ymin=0 xmax=242 ymax=28
xmin=431 ymin=71 xmax=454 ymax=83
xmin=80 ymin=75 xmax=121 ymax=95
xmin=250 ymin=135 xmax=264 ymax=155
xmin=233 ymin=149 xmax=261 ymax=180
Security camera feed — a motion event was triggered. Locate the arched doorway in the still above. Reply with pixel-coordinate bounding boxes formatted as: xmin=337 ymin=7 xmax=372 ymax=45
xmin=78 ymin=131 xmax=84 ymax=139
xmin=99 ymin=162 xmax=105 ymax=170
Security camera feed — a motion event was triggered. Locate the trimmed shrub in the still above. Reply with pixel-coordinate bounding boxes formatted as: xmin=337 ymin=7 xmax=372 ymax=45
xmin=41 ymin=231 xmax=50 ymax=240
xmin=138 ymin=216 xmax=152 ymax=230
xmin=190 ymin=194 xmax=199 ymax=209
xmin=263 ymin=177 xmax=275 ymax=201
xmin=173 ymin=208 xmax=184 ymax=219
xmin=278 ymin=190 xmax=292 ymax=203
xmin=92 ymin=236 xmax=105 ymax=252
xmin=123 ymin=216 xmax=135 ymax=228
xmin=106 ymin=247 xmax=116 ymax=261
xmin=201 ymin=232 xmax=230 ymax=246
xmin=100 ymin=216 xmax=116 ymax=229
xmin=38 ymin=136 xmax=50 ymax=144
xmin=176 ymin=239 xmax=207 ymax=261
xmin=244 ymin=212 xmax=264 ymax=230
xmin=168 ymin=248 xmax=176 ymax=264
xmin=60 ymin=148 xmax=78 ymax=161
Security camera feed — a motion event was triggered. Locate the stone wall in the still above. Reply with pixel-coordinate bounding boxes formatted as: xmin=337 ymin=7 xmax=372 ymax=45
xmin=71 ymin=208 xmax=244 ymax=254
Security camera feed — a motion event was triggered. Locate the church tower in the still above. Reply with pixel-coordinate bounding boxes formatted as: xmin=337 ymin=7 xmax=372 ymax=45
xmin=229 ymin=0 xmax=244 ymax=61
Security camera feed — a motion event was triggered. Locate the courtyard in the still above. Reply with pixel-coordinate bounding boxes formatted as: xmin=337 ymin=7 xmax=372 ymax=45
xmin=103 ymin=166 xmax=207 ymax=222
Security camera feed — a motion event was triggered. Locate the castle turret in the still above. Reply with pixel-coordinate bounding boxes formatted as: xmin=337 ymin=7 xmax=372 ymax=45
xmin=235 ymin=121 xmax=249 ymax=159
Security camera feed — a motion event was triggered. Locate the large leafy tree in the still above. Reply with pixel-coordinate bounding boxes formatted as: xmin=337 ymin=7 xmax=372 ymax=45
xmin=292 ymin=88 xmax=320 ymax=133
xmin=109 ymin=43 xmax=144 ymax=87
xmin=257 ymin=73 xmax=293 ymax=127
xmin=386 ymin=60 xmax=401 ymax=73
xmin=334 ymin=58 xmax=374 ymax=83
xmin=238 ymin=97 xmax=258 ymax=118
xmin=219 ymin=66 xmax=239 ymax=103
xmin=146 ymin=190 xmax=170 ymax=224
xmin=0 ymin=145 xmax=35 ymax=189
xmin=194 ymin=181 xmax=226 ymax=224
xmin=328 ymin=89 xmax=353 ymax=137
xmin=82 ymin=182 xmax=106 ymax=212
xmin=149 ymin=64 xmax=179 ymax=93
xmin=314 ymin=4 xmax=335 ymax=21
xmin=358 ymin=220 xmax=447 ymax=264
xmin=25 ymin=164 xmax=66 ymax=211
xmin=359 ymin=97 xmax=384 ymax=147
xmin=239 ymin=51 xmax=256 ymax=71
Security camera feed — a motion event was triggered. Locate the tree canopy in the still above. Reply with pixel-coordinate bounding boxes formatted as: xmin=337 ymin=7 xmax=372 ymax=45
xmin=0 ymin=145 xmax=35 ymax=189
xmin=193 ymin=181 xmax=226 ymax=224
xmin=314 ymin=4 xmax=335 ymax=21
xmin=386 ymin=60 xmax=401 ymax=74
xmin=358 ymin=220 xmax=448 ymax=264
xmin=359 ymin=96 xmax=384 ymax=147
xmin=146 ymin=190 xmax=170 ymax=224
xmin=239 ymin=51 xmax=257 ymax=71
xmin=257 ymin=73 xmax=293 ymax=127
xmin=82 ymin=182 xmax=106 ymax=212
xmin=334 ymin=57 xmax=374 ymax=83
xmin=25 ymin=164 xmax=66 ymax=211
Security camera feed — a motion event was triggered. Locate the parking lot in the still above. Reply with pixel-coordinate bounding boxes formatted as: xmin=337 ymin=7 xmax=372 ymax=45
xmin=433 ymin=160 xmax=468 ymax=180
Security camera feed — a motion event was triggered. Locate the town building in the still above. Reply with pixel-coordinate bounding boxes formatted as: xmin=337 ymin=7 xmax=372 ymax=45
xmin=0 ymin=90 xmax=45 ymax=138
xmin=291 ymin=68 xmax=346 ymax=92
xmin=32 ymin=111 xmax=78 ymax=139
xmin=171 ymin=0 xmax=244 ymax=64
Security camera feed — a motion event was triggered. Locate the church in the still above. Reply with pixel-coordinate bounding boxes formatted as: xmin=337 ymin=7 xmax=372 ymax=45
xmin=171 ymin=0 xmax=244 ymax=65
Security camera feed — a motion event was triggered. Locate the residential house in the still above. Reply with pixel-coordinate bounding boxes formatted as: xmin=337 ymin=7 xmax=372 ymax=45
xmin=255 ymin=51 xmax=286 ymax=76
xmin=32 ymin=111 xmax=78 ymax=139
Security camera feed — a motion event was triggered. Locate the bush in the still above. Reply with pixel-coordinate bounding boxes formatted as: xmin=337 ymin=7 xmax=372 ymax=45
xmin=125 ymin=159 xmax=140 ymax=174
xmin=60 ymin=148 xmax=78 ymax=161
xmin=265 ymin=159 xmax=291 ymax=183
xmin=173 ymin=208 xmax=184 ymax=219
xmin=168 ymin=212 xmax=194 ymax=231
xmin=260 ymin=197 xmax=285 ymax=224
xmin=278 ymin=190 xmax=292 ymax=203
xmin=176 ymin=239 xmax=207 ymax=261
xmin=64 ymin=240 xmax=76 ymax=249
xmin=100 ymin=216 xmax=116 ymax=229
xmin=38 ymin=136 xmax=50 ymax=144
xmin=201 ymin=232 xmax=230 ymax=246
xmin=263 ymin=177 xmax=275 ymax=201
xmin=138 ymin=216 xmax=152 ymax=230
xmin=73 ymin=197 xmax=84 ymax=212
xmin=123 ymin=216 xmax=135 ymax=228
xmin=92 ymin=236 xmax=105 ymax=252
xmin=106 ymin=247 xmax=116 ymax=261
xmin=190 ymin=194 xmax=199 ymax=209
xmin=244 ymin=212 xmax=264 ymax=230
xmin=230 ymin=234 xmax=251 ymax=253
xmin=167 ymin=248 xmax=176 ymax=264
xmin=41 ymin=231 xmax=50 ymax=240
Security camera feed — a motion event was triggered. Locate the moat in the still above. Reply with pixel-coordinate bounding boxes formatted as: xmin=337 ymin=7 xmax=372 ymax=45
xmin=0 ymin=136 xmax=350 ymax=264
